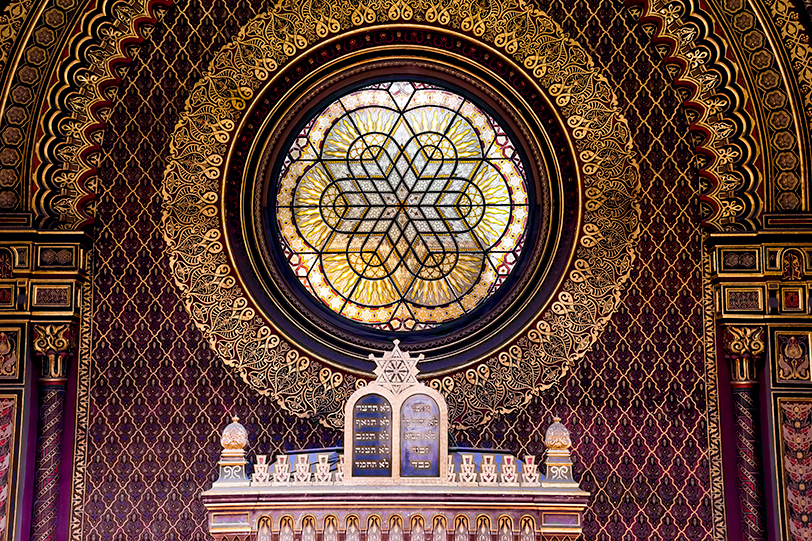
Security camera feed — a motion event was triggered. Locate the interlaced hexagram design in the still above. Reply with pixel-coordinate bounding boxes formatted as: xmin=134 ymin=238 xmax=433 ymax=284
xmin=276 ymin=82 xmax=529 ymax=331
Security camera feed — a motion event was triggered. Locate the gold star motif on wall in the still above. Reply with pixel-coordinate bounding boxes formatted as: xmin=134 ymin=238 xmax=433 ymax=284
xmin=370 ymin=339 xmax=424 ymax=395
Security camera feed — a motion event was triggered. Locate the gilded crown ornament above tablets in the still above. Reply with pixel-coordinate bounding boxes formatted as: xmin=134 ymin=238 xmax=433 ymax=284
xmin=370 ymin=340 xmax=423 ymax=396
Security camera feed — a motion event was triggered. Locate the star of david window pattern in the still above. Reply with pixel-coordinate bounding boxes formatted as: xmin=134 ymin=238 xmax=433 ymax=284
xmin=276 ymin=81 xmax=529 ymax=331
xmin=384 ymin=358 xmax=409 ymax=383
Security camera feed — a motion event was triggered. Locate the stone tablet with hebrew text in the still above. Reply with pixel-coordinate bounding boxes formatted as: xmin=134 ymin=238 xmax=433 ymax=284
xmin=400 ymin=394 xmax=440 ymax=477
xmin=352 ymin=394 xmax=392 ymax=476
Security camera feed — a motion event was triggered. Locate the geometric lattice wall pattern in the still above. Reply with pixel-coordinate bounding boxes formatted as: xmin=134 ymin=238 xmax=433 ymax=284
xmin=74 ymin=0 xmax=719 ymax=539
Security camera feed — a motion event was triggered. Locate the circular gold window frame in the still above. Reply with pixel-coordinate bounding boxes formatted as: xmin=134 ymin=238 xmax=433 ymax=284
xmin=240 ymin=55 xmax=562 ymax=373
xmin=161 ymin=1 xmax=641 ymax=428
xmin=265 ymin=74 xmax=538 ymax=334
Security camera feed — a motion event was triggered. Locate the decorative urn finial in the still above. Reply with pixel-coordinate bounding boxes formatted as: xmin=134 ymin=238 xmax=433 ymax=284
xmin=544 ymin=416 xmax=572 ymax=450
xmin=541 ymin=416 xmax=579 ymax=488
xmin=221 ymin=415 xmax=248 ymax=453
xmin=213 ymin=414 xmax=250 ymax=487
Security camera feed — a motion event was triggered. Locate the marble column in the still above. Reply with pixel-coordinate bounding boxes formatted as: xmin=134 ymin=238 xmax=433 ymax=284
xmin=31 ymin=324 xmax=74 ymax=541
xmin=724 ymin=325 xmax=765 ymax=541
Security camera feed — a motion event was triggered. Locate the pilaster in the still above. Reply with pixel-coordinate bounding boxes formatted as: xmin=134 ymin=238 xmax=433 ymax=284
xmin=31 ymin=323 xmax=75 ymax=541
xmin=723 ymin=325 xmax=766 ymax=541
xmin=0 ymin=229 xmax=88 ymax=541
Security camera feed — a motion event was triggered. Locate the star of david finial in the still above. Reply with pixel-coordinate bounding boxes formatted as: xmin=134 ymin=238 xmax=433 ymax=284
xmin=370 ymin=340 xmax=424 ymax=395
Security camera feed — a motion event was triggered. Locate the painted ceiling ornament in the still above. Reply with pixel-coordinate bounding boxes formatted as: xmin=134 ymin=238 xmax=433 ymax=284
xmin=627 ymin=0 xmax=811 ymax=227
xmin=161 ymin=0 xmax=642 ymax=428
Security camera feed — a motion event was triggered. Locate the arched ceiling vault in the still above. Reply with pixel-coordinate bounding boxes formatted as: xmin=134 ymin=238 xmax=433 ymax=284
xmin=0 ymin=0 xmax=169 ymax=229
xmin=627 ymin=0 xmax=812 ymax=229
xmin=1 ymin=0 xmax=810 ymax=233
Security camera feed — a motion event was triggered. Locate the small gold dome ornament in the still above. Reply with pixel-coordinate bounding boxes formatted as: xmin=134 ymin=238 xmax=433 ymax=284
xmin=213 ymin=415 xmax=250 ymax=487
xmin=221 ymin=415 xmax=248 ymax=451
xmin=544 ymin=416 xmax=572 ymax=450
xmin=541 ymin=416 xmax=580 ymax=488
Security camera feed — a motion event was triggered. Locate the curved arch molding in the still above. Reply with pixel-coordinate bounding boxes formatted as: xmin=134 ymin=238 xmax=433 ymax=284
xmin=161 ymin=0 xmax=642 ymax=428
xmin=626 ymin=0 xmax=812 ymax=228
xmin=0 ymin=0 xmax=170 ymax=228
xmin=3 ymin=0 xmax=809 ymax=234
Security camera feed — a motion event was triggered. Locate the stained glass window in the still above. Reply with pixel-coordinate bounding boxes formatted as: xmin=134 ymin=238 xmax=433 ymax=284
xmin=275 ymin=81 xmax=529 ymax=331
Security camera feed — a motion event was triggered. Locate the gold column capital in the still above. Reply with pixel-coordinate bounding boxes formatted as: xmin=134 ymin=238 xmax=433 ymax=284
xmin=32 ymin=323 xmax=75 ymax=382
xmin=724 ymin=325 xmax=764 ymax=385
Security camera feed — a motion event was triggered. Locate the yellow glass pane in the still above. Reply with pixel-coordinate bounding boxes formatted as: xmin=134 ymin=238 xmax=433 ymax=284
xmin=275 ymin=81 xmax=529 ymax=331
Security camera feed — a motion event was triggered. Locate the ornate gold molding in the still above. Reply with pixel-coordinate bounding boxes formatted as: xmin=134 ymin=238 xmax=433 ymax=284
xmin=32 ymin=323 xmax=73 ymax=381
xmin=162 ymin=0 xmax=641 ymax=428
xmin=33 ymin=0 xmax=169 ymax=229
xmin=628 ymin=0 xmax=812 ymax=223
xmin=0 ymin=0 xmax=168 ymax=227
xmin=724 ymin=325 xmax=765 ymax=383
xmin=627 ymin=0 xmax=761 ymax=229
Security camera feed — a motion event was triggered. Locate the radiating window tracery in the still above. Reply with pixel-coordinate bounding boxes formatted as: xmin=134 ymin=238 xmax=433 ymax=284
xmin=276 ymin=81 xmax=529 ymax=331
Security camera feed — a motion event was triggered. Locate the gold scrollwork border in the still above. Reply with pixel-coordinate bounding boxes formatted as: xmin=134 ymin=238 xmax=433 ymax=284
xmin=161 ymin=0 xmax=641 ymax=428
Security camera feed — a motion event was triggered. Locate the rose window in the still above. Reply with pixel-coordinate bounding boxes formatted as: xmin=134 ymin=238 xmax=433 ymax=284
xmin=276 ymin=81 xmax=529 ymax=331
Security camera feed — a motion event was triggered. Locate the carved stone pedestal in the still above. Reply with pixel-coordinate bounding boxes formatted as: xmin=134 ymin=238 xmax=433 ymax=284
xmin=201 ymin=343 xmax=590 ymax=541
xmin=201 ymin=487 xmax=589 ymax=541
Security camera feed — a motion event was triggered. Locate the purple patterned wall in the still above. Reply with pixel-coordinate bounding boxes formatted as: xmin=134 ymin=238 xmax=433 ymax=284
xmin=77 ymin=0 xmax=714 ymax=538
xmin=0 ymin=398 xmax=15 ymax=541
xmin=779 ymin=401 xmax=812 ymax=541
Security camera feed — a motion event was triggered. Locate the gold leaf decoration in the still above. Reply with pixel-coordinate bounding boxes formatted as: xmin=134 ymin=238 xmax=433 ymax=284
xmin=161 ymin=0 xmax=641 ymax=428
